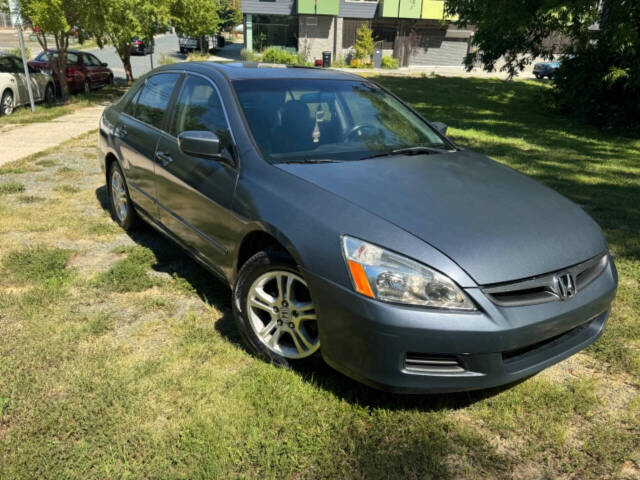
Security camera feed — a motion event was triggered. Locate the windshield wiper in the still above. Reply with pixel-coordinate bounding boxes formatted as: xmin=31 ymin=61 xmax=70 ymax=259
xmin=362 ymin=146 xmax=451 ymax=160
xmin=278 ymin=158 xmax=342 ymax=165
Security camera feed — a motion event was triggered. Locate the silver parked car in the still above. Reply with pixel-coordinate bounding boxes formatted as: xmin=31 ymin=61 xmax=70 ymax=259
xmin=0 ymin=52 xmax=55 ymax=116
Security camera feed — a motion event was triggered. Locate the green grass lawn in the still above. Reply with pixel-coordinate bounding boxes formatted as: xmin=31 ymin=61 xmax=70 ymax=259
xmin=0 ymin=77 xmax=638 ymax=479
xmin=0 ymin=85 xmax=127 ymax=127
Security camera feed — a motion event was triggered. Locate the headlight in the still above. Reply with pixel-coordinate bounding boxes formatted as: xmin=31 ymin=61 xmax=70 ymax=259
xmin=341 ymin=236 xmax=476 ymax=310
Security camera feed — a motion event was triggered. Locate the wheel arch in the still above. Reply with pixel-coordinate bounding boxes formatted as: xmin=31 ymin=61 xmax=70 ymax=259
xmin=234 ymin=227 xmax=305 ymax=282
xmin=1 ymin=85 xmax=17 ymax=107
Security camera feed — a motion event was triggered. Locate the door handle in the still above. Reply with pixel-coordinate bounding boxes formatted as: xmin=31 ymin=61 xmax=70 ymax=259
xmin=114 ymin=126 xmax=128 ymax=138
xmin=155 ymin=151 xmax=173 ymax=167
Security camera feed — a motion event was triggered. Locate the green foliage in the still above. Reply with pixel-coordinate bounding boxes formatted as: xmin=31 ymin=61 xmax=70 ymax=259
xmin=332 ymin=55 xmax=348 ymax=68
xmin=86 ymin=0 xmax=172 ymax=82
xmin=261 ymin=47 xmax=308 ymax=66
xmin=240 ymin=48 xmax=258 ymax=61
xmin=186 ymin=51 xmax=209 ymax=61
xmin=217 ymin=0 xmax=241 ymax=32
xmin=6 ymin=47 xmax=32 ymax=60
xmin=94 ymin=246 xmax=158 ymax=292
xmin=445 ymin=0 xmax=640 ymax=131
xmin=20 ymin=0 xmax=89 ymax=98
xmin=381 ymin=55 xmax=398 ymax=69
xmin=171 ymin=0 xmax=220 ymax=51
xmin=2 ymin=245 xmax=71 ymax=283
xmin=354 ymin=23 xmax=374 ymax=61
xmin=0 ymin=182 xmax=25 ymax=195
xmin=158 ymin=53 xmax=178 ymax=65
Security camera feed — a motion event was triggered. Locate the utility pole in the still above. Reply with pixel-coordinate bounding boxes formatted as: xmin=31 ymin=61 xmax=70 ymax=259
xmin=8 ymin=0 xmax=35 ymax=112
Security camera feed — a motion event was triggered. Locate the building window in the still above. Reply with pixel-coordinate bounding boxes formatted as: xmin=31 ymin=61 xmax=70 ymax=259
xmin=252 ymin=15 xmax=298 ymax=51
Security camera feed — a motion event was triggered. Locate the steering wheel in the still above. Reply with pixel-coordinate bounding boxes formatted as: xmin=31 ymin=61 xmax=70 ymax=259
xmin=345 ymin=123 xmax=378 ymax=142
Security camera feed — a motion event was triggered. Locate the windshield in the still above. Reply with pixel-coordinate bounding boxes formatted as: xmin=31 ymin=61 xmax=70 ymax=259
xmin=233 ymin=79 xmax=450 ymax=163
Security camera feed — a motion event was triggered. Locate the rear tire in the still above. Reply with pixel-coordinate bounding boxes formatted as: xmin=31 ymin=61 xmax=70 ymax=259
xmin=233 ymin=248 xmax=321 ymax=367
xmin=83 ymin=79 xmax=91 ymax=94
xmin=44 ymin=83 xmax=55 ymax=105
xmin=108 ymin=162 xmax=138 ymax=231
xmin=1 ymin=90 xmax=14 ymax=116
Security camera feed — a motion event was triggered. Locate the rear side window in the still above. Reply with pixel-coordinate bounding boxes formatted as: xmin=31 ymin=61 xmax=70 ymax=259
xmin=133 ymin=73 xmax=180 ymax=129
xmin=169 ymin=75 xmax=230 ymax=143
xmin=0 ymin=57 xmax=17 ymax=73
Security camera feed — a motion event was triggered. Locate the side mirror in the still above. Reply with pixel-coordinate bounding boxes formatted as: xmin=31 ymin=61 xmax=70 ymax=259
xmin=101 ymin=62 xmax=108 ymax=67
xmin=178 ymin=130 xmax=222 ymax=158
xmin=432 ymin=121 xmax=448 ymax=135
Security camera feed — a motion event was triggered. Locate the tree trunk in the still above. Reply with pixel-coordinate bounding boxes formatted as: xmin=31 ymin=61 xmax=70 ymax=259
xmin=35 ymin=30 xmax=69 ymax=102
xmin=122 ymin=53 xmax=134 ymax=84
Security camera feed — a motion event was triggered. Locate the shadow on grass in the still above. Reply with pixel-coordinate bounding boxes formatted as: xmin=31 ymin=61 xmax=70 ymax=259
xmin=95 ymin=184 xmax=514 ymax=413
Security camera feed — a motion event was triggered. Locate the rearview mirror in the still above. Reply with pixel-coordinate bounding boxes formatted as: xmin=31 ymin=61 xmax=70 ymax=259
xmin=178 ymin=130 xmax=221 ymax=158
xmin=432 ymin=121 xmax=448 ymax=135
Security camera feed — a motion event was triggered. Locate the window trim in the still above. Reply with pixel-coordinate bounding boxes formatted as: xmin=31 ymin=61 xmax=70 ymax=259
xmin=121 ymin=72 xmax=183 ymax=134
xmin=166 ymin=70 xmax=238 ymax=147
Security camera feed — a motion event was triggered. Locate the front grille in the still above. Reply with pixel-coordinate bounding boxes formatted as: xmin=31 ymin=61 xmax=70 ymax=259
xmin=404 ymin=353 xmax=466 ymax=374
xmin=483 ymin=253 xmax=609 ymax=307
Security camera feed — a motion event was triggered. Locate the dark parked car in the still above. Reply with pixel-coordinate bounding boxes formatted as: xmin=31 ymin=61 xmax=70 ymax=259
xmin=179 ymin=35 xmax=209 ymax=54
xmin=29 ymin=49 xmax=113 ymax=94
xmin=99 ymin=63 xmax=617 ymax=393
xmin=533 ymin=61 xmax=561 ymax=79
xmin=130 ymin=37 xmax=154 ymax=55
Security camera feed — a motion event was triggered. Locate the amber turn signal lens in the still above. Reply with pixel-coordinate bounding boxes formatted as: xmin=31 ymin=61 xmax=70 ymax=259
xmin=347 ymin=260 xmax=374 ymax=298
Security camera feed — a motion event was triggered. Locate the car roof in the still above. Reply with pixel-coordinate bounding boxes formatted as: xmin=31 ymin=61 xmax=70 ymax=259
xmin=185 ymin=61 xmax=363 ymax=82
xmin=37 ymin=49 xmax=86 ymax=55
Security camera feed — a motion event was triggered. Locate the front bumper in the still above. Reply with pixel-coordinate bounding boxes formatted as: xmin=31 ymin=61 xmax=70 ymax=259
xmin=304 ymin=258 xmax=617 ymax=393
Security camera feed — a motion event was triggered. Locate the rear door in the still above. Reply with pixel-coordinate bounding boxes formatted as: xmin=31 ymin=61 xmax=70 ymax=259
xmin=155 ymin=73 xmax=239 ymax=270
xmin=4 ymin=57 xmax=28 ymax=105
xmin=13 ymin=56 xmax=43 ymax=101
xmin=116 ymin=72 xmax=181 ymax=217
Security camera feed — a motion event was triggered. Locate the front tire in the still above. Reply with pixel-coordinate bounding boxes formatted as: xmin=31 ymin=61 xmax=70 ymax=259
xmin=83 ymin=79 xmax=91 ymax=94
xmin=1 ymin=90 xmax=14 ymax=116
xmin=108 ymin=162 xmax=138 ymax=231
xmin=233 ymin=249 xmax=321 ymax=366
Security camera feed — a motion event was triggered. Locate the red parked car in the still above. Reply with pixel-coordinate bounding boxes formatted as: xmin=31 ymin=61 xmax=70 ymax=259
xmin=29 ymin=49 xmax=114 ymax=94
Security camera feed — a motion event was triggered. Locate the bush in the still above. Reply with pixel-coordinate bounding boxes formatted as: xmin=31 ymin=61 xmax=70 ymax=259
xmin=381 ymin=55 xmax=399 ymax=69
xmin=186 ymin=52 xmax=210 ymax=62
xmin=7 ymin=46 xmax=31 ymax=60
xmin=158 ymin=54 xmax=178 ymax=66
xmin=349 ymin=58 xmax=372 ymax=69
xmin=553 ymin=46 xmax=640 ymax=133
xmin=354 ymin=24 xmax=374 ymax=61
xmin=240 ymin=48 xmax=259 ymax=61
xmin=261 ymin=47 xmax=308 ymax=66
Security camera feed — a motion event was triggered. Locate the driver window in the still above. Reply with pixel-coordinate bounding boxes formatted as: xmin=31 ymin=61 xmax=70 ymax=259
xmin=169 ymin=75 xmax=230 ymax=148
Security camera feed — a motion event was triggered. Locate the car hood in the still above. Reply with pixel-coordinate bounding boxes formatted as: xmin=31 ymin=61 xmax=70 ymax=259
xmin=277 ymin=150 xmax=606 ymax=285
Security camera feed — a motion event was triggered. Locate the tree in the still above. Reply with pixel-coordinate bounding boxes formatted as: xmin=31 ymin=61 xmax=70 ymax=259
xmin=171 ymin=0 xmax=220 ymax=54
xmin=88 ymin=0 xmax=172 ymax=83
xmin=354 ymin=24 xmax=374 ymax=62
xmin=218 ymin=0 xmax=241 ymax=32
xmin=445 ymin=0 xmax=640 ymax=130
xmin=20 ymin=0 xmax=88 ymax=101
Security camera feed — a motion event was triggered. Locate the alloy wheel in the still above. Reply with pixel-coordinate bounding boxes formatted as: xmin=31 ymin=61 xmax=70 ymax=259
xmin=1 ymin=92 xmax=13 ymax=115
xmin=84 ymin=80 xmax=90 ymax=94
xmin=111 ymin=169 xmax=128 ymax=222
xmin=246 ymin=270 xmax=320 ymax=359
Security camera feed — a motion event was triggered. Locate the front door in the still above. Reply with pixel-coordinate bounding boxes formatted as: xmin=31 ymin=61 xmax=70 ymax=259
xmin=116 ymin=72 xmax=181 ymax=217
xmin=155 ymin=74 xmax=238 ymax=271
